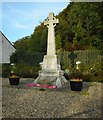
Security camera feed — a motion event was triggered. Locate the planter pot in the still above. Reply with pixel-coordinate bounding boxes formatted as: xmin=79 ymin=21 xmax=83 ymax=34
xmin=9 ymin=78 xmax=20 ymax=85
xmin=70 ymin=80 xmax=83 ymax=91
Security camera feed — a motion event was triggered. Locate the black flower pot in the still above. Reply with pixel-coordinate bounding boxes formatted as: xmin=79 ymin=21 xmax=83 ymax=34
xmin=70 ymin=81 xmax=83 ymax=91
xmin=9 ymin=78 xmax=20 ymax=85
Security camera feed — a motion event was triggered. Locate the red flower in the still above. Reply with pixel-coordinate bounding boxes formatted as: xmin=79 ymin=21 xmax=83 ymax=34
xmin=25 ymin=83 xmax=57 ymax=89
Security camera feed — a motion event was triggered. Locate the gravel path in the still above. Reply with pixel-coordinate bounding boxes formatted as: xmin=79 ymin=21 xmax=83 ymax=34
xmin=2 ymin=78 xmax=102 ymax=119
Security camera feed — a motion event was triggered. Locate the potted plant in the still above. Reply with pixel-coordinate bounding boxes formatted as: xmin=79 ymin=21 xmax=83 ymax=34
xmin=69 ymin=69 xmax=83 ymax=91
xmin=9 ymin=63 xmax=20 ymax=85
xmin=9 ymin=73 xmax=20 ymax=85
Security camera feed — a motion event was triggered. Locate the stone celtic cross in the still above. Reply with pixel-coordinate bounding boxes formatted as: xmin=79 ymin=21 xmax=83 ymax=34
xmin=44 ymin=13 xmax=59 ymax=56
xmin=33 ymin=13 xmax=68 ymax=88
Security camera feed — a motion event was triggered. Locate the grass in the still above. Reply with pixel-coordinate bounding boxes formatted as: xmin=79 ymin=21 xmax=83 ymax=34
xmin=80 ymin=91 xmax=90 ymax=96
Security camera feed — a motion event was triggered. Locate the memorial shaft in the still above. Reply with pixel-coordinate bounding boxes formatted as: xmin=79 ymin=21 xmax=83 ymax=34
xmin=44 ymin=13 xmax=59 ymax=55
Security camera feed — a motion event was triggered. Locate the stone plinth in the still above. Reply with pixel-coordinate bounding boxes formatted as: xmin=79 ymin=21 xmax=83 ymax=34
xmin=34 ymin=69 xmax=67 ymax=88
xmin=42 ymin=55 xmax=58 ymax=71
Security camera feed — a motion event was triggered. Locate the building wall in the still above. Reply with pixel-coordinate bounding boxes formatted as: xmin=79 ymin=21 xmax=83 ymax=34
xmin=0 ymin=32 xmax=16 ymax=63
xmin=0 ymin=33 xmax=2 ymax=64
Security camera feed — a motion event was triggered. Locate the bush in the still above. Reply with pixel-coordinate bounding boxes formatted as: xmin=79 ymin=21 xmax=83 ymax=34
xmin=69 ymin=69 xmax=84 ymax=79
xmin=64 ymin=65 xmax=103 ymax=82
xmin=82 ymin=73 xmax=92 ymax=82
xmin=90 ymin=62 xmax=102 ymax=76
xmin=79 ymin=62 xmax=103 ymax=82
xmin=64 ymin=69 xmax=84 ymax=80
xmin=2 ymin=63 xmax=40 ymax=78
xmin=14 ymin=63 xmax=40 ymax=78
xmin=2 ymin=64 xmax=11 ymax=77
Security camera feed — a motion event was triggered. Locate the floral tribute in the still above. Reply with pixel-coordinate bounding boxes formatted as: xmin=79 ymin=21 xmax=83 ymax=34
xmin=9 ymin=74 xmax=19 ymax=78
xmin=25 ymin=83 xmax=57 ymax=89
xmin=70 ymin=78 xmax=83 ymax=82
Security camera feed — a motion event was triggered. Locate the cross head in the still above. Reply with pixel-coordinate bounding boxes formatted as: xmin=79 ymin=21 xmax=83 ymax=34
xmin=44 ymin=13 xmax=59 ymax=27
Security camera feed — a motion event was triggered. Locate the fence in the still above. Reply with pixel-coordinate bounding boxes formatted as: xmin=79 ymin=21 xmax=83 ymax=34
xmin=74 ymin=50 xmax=101 ymax=64
xmin=10 ymin=50 xmax=102 ymax=69
xmin=57 ymin=50 xmax=102 ymax=69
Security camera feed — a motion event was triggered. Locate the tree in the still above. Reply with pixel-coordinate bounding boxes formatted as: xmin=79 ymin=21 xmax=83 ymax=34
xmin=13 ymin=2 xmax=103 ymax=61
xmin=55 ymin=34 xmax=62 ymax=50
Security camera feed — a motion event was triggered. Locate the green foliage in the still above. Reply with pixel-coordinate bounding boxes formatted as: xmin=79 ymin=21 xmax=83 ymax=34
xmin=90 ymin=62 xmax=102 ymax=76
xmin=55 ymin=34 xmax=62 ymax=50
xmin=2 ymin=63 xmax=40 ymax=78
xmin=14 ymin=2 xmax=103 ymax=53
xmin=63 ymin=2 xmax=103 ymax=50
xmin=14 ymin=63 xmax=40 ymax=78
xmin=2 ymin=64 xmax=11 ymax=77
xmin=90 ymin=62 xmax=103 ymax=82
xmin=80 ymin=91 xmax=90 ymax=96
xmin=64 ymin=60 xmax=103 ymax=82
xmin=14 ymin=23 xmax=47 ymax=53
xmin=79 ymin=61 xmax=103 ymax=82
xmin=82 ymin=73 xmax=92 ymax=82
xmin=63 ymin=41 xmax=72 ymax=51
xmin=10 ymin=51 xmax=45 ymax=66
xmin=64 ymin=69 xmax=84 ymax=80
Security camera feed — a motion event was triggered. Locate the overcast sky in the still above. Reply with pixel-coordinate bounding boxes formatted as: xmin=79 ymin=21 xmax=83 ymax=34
xmin=1 ymin=2 xmax=70 ymax=43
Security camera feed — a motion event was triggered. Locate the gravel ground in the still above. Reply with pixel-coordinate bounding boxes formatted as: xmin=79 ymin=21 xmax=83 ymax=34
xmin=1 ymin=78 xmax=102 ymax=119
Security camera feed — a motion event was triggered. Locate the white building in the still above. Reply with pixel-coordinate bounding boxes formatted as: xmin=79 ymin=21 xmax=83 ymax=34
xmin=0 ymin=31 xmax=16 ymax=64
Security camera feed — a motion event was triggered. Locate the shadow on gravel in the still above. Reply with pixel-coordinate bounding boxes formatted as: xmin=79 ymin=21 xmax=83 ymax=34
xmin=19 ymin=78 xmax=34 ymax=84
xmin=54 ymin=82 xmax=90 ymax=92
xmin=19 ymin=80 xmax=91 ymax=93
xmin=66 ymin=106 xmax=101 ymax=118
xmin=2 ymin=78 xmax=91 ymax=92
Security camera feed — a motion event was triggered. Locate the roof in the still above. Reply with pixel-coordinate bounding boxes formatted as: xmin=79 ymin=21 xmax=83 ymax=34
xmin=0 ymin=31 xmax=16 ymax=50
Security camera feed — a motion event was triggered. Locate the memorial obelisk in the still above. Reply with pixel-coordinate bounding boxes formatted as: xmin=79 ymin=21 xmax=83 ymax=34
xmin=33 ymin=13 xmax=67 ymax=87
